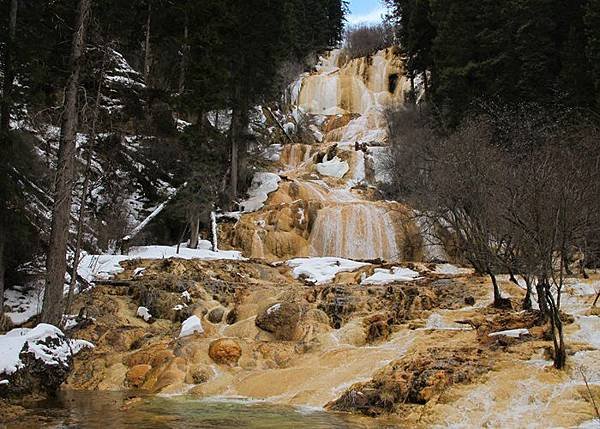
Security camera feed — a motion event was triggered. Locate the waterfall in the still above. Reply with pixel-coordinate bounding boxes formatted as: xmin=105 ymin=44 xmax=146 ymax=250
xmin=308 ymin=203 xmax=400 ymax=260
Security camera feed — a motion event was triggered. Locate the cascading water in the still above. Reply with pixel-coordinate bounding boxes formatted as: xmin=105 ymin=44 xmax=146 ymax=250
xmin=309 ymin=203 xmax=400 ymax=260
xmin=229 ymin=47 xmax=416 ymax=261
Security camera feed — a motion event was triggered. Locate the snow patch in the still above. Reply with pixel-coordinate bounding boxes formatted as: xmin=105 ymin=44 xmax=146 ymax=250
xmin=4 ymin=285 xmax=44 ymax=325
xmin=266 ymin=303 xmax=281 ymax=315
xmin=136 ymin=306 xmax=152 ymax=322
xmin=287 ymin=257 xmax=369 ymax=285
xmin=179 ymin=315 xmax=203 ymax=338
xmin=488 ymin=328 xmax=530 ymax=338
xmin=434 ymin=264 xmax=473 ymax=276
xmin=316 ymin=156 xmax=349 ymax=179
xmin=0 ymin=324 xmax=92 ymax=378
xmin=239 ymin=172 xmax=281 ymax=213
xmin=78 ymin=245 xmax=244 ymax=283
xmin=361 ymin=267 xmax=421 ymax=285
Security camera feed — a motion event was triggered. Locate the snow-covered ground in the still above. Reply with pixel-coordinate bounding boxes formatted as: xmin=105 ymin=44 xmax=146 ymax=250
xmin=78 ymin=243 xmax=244 ymax=283
xmin=4 ymin=285 xmax=44 ymax=326
xmin=287 ymin=257 xmax=369 ymax=285
xmin=360 ymin=267 xmax=421 ymax=285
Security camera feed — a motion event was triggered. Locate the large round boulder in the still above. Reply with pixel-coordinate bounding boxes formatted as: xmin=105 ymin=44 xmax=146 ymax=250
xmin=208 ymin=338 xmax=242 ymax=366
xmin=207 ymin=307 xmax=225 ymax=324
xmin=255 ymin=302 xmax=301 ymax=341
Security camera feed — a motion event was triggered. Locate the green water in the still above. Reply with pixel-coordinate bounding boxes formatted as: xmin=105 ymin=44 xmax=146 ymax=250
xmin=13 ymin=391 xmax=399 ymax=428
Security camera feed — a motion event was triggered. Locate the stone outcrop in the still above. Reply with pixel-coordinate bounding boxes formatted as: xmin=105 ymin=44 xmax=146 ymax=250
xmin=326 ymin=346 xmax=491 ymax=416
xmin=255 ymin=302 xmax=302 ymax=341
xmin=208 ymin=338 xmax=242 ymax=366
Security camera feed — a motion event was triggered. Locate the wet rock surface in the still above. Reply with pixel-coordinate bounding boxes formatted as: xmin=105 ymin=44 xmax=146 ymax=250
xmin=208 ymin=338 xmax=242 ymax=366
xmin=255 ymin=302 xmax=302 ymax=340
xmin=326 ymin=346 xmax=492 ymax=416
xmin=45 ymin=257 xmax=599 ymax=428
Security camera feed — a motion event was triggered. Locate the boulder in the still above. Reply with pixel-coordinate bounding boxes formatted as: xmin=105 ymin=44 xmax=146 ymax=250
xmin=126 ymin=364 xmax=152 ymax=388
xmin=326 ymin=346 xmax=490 ymax=416
xmin=0 ymin=324 xmax=92 ymax=397
xmin=208 ymin=338 xmax=242 ymax=366
xmin=255 ymin=302 xmax=301 ymax=340
xmin=207 ymin=307 xmax=225 ymax=324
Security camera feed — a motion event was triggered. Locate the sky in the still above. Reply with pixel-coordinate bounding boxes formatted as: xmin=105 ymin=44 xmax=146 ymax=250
xmin=346 ymin=0 xmax=388 ymax=26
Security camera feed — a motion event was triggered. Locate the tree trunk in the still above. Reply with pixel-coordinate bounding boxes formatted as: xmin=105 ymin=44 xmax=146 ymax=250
xmin=237 ymin=108 xmax=250 ymax=194
xmin=0 ymin=226 xmax=5 ymax=321
xmin=42 ymin=0 xmax=91 ymax=326
xmin=546 ymin=289 xmax=566 ymax=369
xmin=489 ymin=271 xmax=503 ymax=308
xmin=188 ymin=211 xmax=200 ymax=249
xmin=522 ymin=277 xmax=532 ymax=310
xmin=229 ymin=105 xmax=242 ymax=201
xmin=0 ymin=0 xmax=18 ymax=135
xmin=65 ymin=53 xmax=106 ymax=316
xmin=178 ymin=11 xmax=189 ymax=94
xmin=536 ymin=280 xmax=548 ymax=316
xmin=143 ymin=1 xmax=152 ymax=84
xmin=210 ymin=210 xmax=218 ymax=252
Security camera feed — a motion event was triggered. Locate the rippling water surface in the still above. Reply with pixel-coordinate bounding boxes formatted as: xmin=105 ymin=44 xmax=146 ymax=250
xmin=17 ymin=391 xmax=395 ymax=429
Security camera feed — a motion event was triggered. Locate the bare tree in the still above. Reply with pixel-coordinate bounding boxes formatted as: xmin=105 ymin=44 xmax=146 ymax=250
xmin=42 ymin=0 xmax=92 ymax=326
xmin=384 ymin=104 xmax=600 ymax=368
xmin=343 ymin=23 xmax=394 ymax=59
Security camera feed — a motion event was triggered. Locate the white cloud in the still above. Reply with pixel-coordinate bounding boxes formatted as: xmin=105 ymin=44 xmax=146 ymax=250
xmin=347 ymin=6 xmax=387 ymax=26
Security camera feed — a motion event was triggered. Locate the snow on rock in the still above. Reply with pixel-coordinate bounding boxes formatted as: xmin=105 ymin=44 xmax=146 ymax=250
xmin=179 ymin=315 xmax=204 ymax=338
xmin=316 ymin=156 xmax=350 ymax=179
xmin=262 ymin=144 xmax=283 ymax=162
xmin=287 ymin=257 xmax=370 ymax=285
xmin=266 ymin=303 xmax=281 ymax=315
xmin=0 ymin=324 xmax=93 ymax=391
xmin=283 ymin=122 xmax=296 ymax=135
xmin=239 ymin=172 xmax=281 ymax=213
xmin=4 ymin=285 xmax=44 ymax=325
xmin=488 ymin=328 xmax=530 ymax=338
xmin=78 ymin=245 xmax=244 ymax=283
xmin=361 ymin=267 xmax=421 ymax=285
xmin=136 ymin=306 xmax=153 ymax=322
xmin=309 ymin=124 xmax=324 ymax=142
xmin=424 ymin=313 xmax=472 ymax=331
xmin=434 ymin=264 xmax=473 ymax=276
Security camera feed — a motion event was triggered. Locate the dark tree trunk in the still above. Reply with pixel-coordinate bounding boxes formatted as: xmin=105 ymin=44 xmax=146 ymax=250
xmin=0 ymin=226 xmax=5 ymax=322
xmin=178 ymin=11 xmax=189 ymax=94
xmin=42 ymin=0 xmax=91 ymax=326
xmin=229 ymin=104 xmax=242 ymax=201
xmin=522 ymin=277 xmax=532 ymax=310
xmin=489 ymin=271 xmax=503 ymax=308
xmin=188 ymin=211 xmax=200 ymax=249
xmin=0 ymin=0 xmax=18 ymax=135
xmin=143 ymin=1 xmax=152 ymax=83
xmin=65 ymin=53 xmax=106 ymax=316
xmin=546 ymin=289 xmax=566 ymax=369
xmin=536 ymin=280 xmax=548 ymax=316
